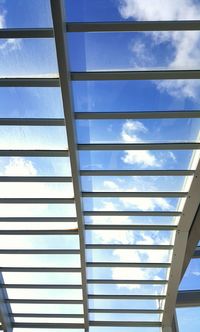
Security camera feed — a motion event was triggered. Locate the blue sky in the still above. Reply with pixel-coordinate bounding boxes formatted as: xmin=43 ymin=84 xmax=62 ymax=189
xmin=0 ymin=0 xmax=200 ymax=331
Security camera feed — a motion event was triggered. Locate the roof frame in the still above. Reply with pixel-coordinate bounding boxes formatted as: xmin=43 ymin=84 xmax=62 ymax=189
xmin=66 ymin=20 xmax=200 ymax=32
xmin=0 ymin=274 xmax=13 ymax=332
xmin=50 ymin=0 xmax=89 ymax=330
xmin=162 ymin=160 xmax=200 ymax=329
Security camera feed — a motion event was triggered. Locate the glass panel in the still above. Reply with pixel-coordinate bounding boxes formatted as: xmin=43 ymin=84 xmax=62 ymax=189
xmin=81 ymin=176 xmax=192 ymax=192
xmin=69 ymin=32 xmax=200 ymax=71
xmin=89 ymin=298 xmax=163 ymax=310
xmin=85 ymin=216 xmax=179 ymax=226
xmin=0 ymin=222 xmax=77 ymax=230
xmin=72 ymin=80 xmax=200 ymax=113
xmin=0 ymin=235 xmax=79 ymax=249
xmin=0 ymin=0 xmax=52 ymax=27
xmin=0 ymin=157 xmax=72 ymax=176
xmin=0 ymin=126 xmax=67 ymax=149
xmin=0 ymin=39 xmax=58 ymax=77
xmin=176 ymin=307 xmax=200 ymax=332
xmin=11 ymin=303 xmax=83 ymax=314
xmin=83 ymin=197 xmax=180 ymax=211
xmin=86 ymin=230 xmax=174 ymax=245
xmin=87 ymin=267 xmax=168 ymax=280
xmin=0 ymin=254 xmax=80 ymax=267
xmin=7 ymin=289 xmax=82 ymax=300
xmin=89 ymin=312 xmax=161 ymax=322
xmin=14 ymin=317 xmax=84 ymax=323
xmin=3 ymin=272 xmax=82 ymax=285
xmin=88 ymin=284 xmax=166 ymax=295
xmin=86 ymin=249 xmax=172 ymax=263
xmin=0 ymin=88 xmax=63 ymax=118
xmin=79 ymin=150 xmax=194 ymax=170
xmin=77 ymin=119 xmax=200 ymax=143
xmin=179 ymin=258 xmax=200 ymax=290
xmin=0 ymin=204 xmax=76 ymax=217
xmin=65 ymin=0 xmax=200 ymax=22
xmin=65 ymin=0 xmax=123 ymax=22
xmin=14 ymin=330 xmax=83 ymax=332
xmin=0 ymin=183 xmax=73 ymax=198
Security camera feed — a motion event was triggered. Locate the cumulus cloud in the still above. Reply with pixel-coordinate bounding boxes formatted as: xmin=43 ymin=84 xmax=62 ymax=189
xmin=118 ymin=0 xmax=200 ymax=99
xmin=121 ymin=120 xmax=147 ymax=143
xmin=122 ymin=150 xmax=159 ymax=167
xmin=120 ymin=120 xmax=160 ymax=167
xmin=119 ymin=0 xmax=200 ymax=21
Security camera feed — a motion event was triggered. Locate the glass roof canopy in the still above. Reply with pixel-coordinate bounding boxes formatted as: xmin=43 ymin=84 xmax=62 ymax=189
xmin=0 ymin=0 xmax=200 ymax=331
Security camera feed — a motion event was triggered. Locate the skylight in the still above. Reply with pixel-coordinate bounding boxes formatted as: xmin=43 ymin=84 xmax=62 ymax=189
xmin=0 ymin=1 xmax=200 ymax=332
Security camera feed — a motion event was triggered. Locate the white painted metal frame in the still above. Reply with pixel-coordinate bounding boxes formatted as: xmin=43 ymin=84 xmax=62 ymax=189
xmin=0 ymin=2 xmax=199 ymax=332
xmin=50 ymin=0 xmax=89 ymax=330
xmin=162 ymin=160 xmax=200 ymax=329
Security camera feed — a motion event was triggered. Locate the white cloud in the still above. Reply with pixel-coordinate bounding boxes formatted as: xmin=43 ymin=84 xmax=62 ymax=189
xmin=112 ymin=267 xmax=147 ymax=288
xmin=192 ymin=271 xmax=200 ymax=276
xmin=120 ymin=120 xmax=160 ymax=167
xmin=2 ymin=157 xmax=37 ymax=176
xmin=0 ymin=157 xmax=74 ymax=220
xmin=121 ymin=120 xmax=147 ymax=143
xmin=0 ymin=8 xmax=22 ymax=52
xmin=129 ymin=39 xmax=154 ymax=68
xmin=111 ymin=245 xmax=169 ymax=290
xmin=0 ymin=9 xmax=6 ymax=28
xmin=120 ymin=197 xmax=172 ymax=211
xmin=102 ymin=178 xmax=172 ymax=211
xmin=119 ymin=0 xmax=200 ymax=21
xmin=103 ymin=180 xmax=119 ymax=191
xmin=0 ymin=157 xmax=73 ymax=199
xmin=0 ymin=38 xmax=21 ymax=52
xmin=91 ymin=198 xmax=172 ymax=290
xmin=122 ymin=150 xmax=159 ymax=167
xmin=0 ymin=158 xmax=46 ymax=217
xmin=119 ymin=0 xmax=200 ymax=99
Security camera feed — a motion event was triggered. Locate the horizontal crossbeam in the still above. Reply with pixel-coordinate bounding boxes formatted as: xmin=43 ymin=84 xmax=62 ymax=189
xmin=0 ymin=118 xmax=65 ymax=126
xmin=75 ymin=111 xmax=200 ymax=120
xmin=66 ymin=21 xmax=200 ymax=32
xmin=71 ymin=70 xmax=200 ymax=81
xmin=78 ymin=142 xmax=200 ymax=150
xmin=0 ymin=176 xmax=72 ymax=182
xmin=80 ymin=170 xmax=194 ymax=176
xmin=0 ymin=150 xmax=69 ymax=157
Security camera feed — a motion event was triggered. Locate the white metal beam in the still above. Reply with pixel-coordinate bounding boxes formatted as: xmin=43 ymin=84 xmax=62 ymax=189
xmin=0 ymin=274 xmax=13 ymax=332
xmin=162 ymin=160 xmax=200 ymax=328
xmin=50 ymin=1 xmax=89 ymax=330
